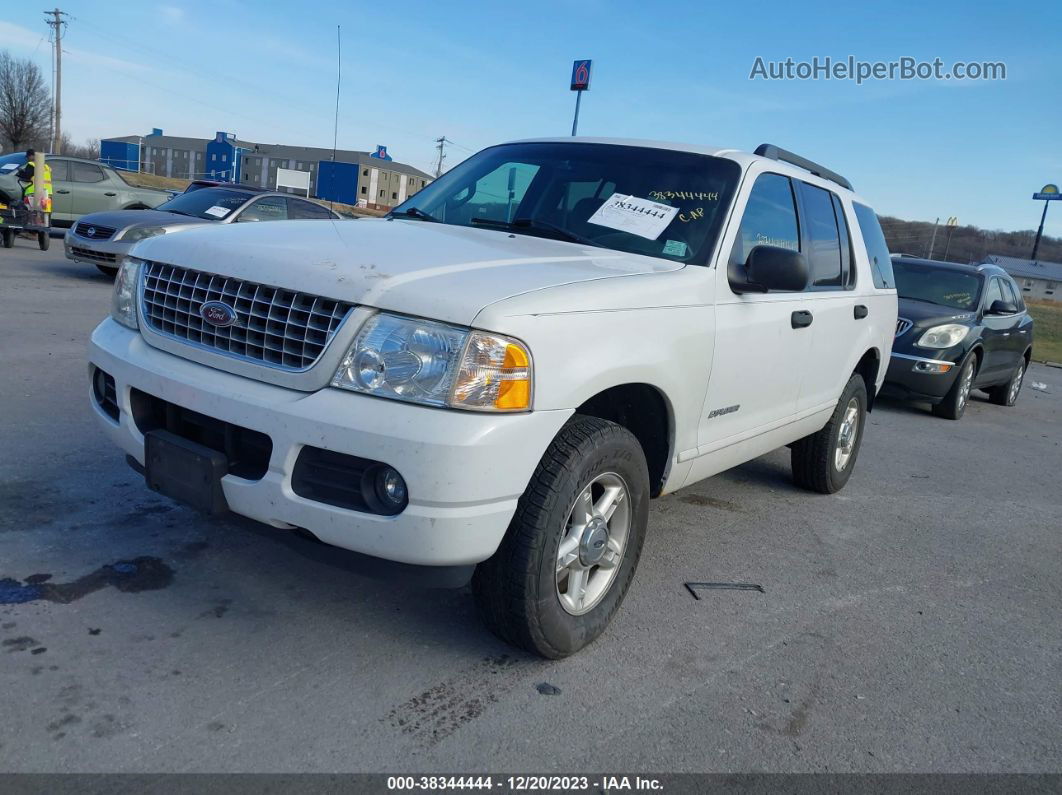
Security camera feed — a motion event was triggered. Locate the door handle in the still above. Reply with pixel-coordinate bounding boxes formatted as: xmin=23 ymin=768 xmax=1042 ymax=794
xmin=791 ymin=310 xmax=813 ymax=329
xmin=56 ymin=189 xmax=70 ymax=194
xmin=854 ymin=305 xmax=868 ymax=319
xmin=104 ymin=191 xmax=117 ymax=197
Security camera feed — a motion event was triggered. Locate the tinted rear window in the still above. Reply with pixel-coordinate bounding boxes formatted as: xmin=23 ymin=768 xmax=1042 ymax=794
xmin=853 ymin=203 xmax=894 ymax=289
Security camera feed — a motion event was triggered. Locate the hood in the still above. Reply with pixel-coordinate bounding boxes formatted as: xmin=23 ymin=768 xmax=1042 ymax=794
xmin=74 ymin=208 xmax=213 ymax=233
xmin=131 ymin=218 xmax=684 ymax=326
xmin=897 ymin=296 xmax=976 ymax=326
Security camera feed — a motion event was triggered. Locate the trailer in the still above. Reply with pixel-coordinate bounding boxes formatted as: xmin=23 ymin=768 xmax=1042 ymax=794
xmin=0 ymin=190 xmax=51 ymax=251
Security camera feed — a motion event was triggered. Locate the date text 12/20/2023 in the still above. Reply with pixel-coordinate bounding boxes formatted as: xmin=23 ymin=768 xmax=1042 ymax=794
xmin=385 ymin=775 xmax=664 ymax=791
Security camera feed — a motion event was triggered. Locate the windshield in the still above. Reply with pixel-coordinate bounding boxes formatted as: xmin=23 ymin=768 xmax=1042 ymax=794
xmin=893 ymin=260 xmax=983 ymax=310
xmin=392 ymin=142 xmax=741 ymax=264
xmin=155 ymin=188 xmax=252 ymax=220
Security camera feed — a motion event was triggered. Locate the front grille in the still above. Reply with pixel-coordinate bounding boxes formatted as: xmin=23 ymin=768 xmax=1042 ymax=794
xmin=140 ymin=262 xmax=354 ymax=371
xmin=71 ymin=246 xmax=116 ymax=263
xmin=75 ymin=222 xmax=116 ymax=240
xmin=895 ymin=318 xmax=913 ymax=337
xmin=130 ymin=389 xmax=272 ymax=480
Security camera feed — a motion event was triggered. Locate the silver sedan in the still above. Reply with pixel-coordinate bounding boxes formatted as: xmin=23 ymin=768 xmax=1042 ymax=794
xmin=65 ymin=186 xmax=342 ymax=276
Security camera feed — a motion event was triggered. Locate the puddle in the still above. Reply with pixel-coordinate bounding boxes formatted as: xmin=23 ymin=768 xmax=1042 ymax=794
xmin=0 ymin=557 xmax=174 ymax=605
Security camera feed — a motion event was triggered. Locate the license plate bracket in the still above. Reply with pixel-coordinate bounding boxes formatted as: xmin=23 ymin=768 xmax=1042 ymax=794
xmin=144 ymin=430 xmax=229 ymax=515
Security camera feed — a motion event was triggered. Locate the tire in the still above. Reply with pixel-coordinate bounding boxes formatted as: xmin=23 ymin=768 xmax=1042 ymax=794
xmin=95 ymin=264 xmax=118 ymax=278
xmin=932 ymin=354 xmax=976 ymax=420
xmin=472 ymin=415 xmax=650 ymax=658
xmin=1 ymin=228 xmax=13 ymax=248
xmin=37 ymin=230 xmax=49 ymax=250
xmin=791 ymin=373 xmax=868 ymax=494
xmin=987 ymin=358 xmax=1026 ymax=407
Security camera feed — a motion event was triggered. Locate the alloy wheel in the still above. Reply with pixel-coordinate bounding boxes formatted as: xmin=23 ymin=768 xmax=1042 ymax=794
xmin=834 ymin=397 xmax=860 ymax=472
xmin=957 ymin=360 xmax=975 ymax=411
xmin=556 ymin=472 xmax=631 ymax=616
xmin=1009 ymin=363 xmax=1025 ymax=404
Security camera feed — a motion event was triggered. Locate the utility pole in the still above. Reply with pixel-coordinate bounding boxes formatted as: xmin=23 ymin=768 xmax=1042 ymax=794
xmin=926 ymin=217 xmax=940 ymax=259
xmin=44 ymin=8 xmax=68 ymax=154
xmin=434 ymin=137 xmax=447 ymax=178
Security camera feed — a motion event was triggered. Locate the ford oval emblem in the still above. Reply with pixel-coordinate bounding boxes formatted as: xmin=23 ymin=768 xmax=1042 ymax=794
xmin=86 ymin=226 xmax=97 ymax=237
xmin=200 ymin=301 xmax=238 ymax=327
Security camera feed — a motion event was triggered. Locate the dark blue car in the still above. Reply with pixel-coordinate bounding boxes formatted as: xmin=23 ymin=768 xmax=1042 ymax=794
xmin=883 ymin=256 xmax=1034 ymax=420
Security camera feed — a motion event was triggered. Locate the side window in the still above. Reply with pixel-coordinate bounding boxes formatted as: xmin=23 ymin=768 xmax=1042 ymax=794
xmin=852 ymin=203 xmax=895 ymax=289
xmin=730 ymin=173 xmax=799 ymax=267
xmin=71 ymin=162 xmax=105 ymax=183
xmin=47 ymin=159 xmax=70 ymax=181
xmin=1000 ymin=279 xmax=1022 ymax=310
xmin=983 ymin=277 xmax=1004 ymax=311
xmin=287 ymin=199 xmax=334 ymax=219
xmin=798 ymin=182 xmax=842 ymax=288
xmin=237 ymin=196 xmax=288 ymax=222
xmin=832 ymin=193 xmax=854 ymax=288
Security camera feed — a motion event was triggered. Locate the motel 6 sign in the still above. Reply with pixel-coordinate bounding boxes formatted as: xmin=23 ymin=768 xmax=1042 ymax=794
xmin=571 ymin=60 xmax=592 ymax=91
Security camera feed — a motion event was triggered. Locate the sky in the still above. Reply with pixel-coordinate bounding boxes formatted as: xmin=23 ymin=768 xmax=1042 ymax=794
xmin=2 ymin=0 xmax=1060 ymax=236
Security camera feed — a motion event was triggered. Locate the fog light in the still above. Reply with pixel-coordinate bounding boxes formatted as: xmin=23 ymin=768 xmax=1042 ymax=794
xmin=364 ymin=465 xmax=407 ymax=515
xmin=913 ymin=360 xmax=953 ymax=374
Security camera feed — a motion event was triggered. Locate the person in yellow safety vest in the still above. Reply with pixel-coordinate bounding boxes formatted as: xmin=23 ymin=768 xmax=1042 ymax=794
xmin=16 ymin=149 xmax=53 ymax=214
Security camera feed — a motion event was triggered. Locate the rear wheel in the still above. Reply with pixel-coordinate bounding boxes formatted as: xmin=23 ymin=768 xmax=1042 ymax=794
xmin=988 ymin=359 xmax=1026 ymax=407
xmin=472 ymin=415 xmax=649 ymax=658
xmin=95 ymin=264 xmax=118 ymax=278
xmin=37 ymin=230 xmax=49 ymax=250
xmin=932 ymin=354 xmax=976 ymax=420
xmin=791 ymin=373 xmax=868 ymax=494
xmin=1 ymin=228 xmax=13 ymax=248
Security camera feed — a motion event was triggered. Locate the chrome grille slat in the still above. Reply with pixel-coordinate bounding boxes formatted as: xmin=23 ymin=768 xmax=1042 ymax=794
xmin=75 ymin=222 xmax=116 ymax=240
xmin=895 ymin=318 xmax=913 ymax=337
xmin=140 ymin=261 xmax=353 ymax=371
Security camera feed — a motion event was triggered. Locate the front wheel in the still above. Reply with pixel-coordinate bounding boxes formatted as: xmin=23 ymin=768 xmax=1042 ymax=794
xmin=95 ymin=264 xmax=118 ymax=278
xmin=37 ymin=230 xmax=50 ymax=250
xmin=988 ymin=359 xmax=1026 ymax=407
xmin=932 ymin=354 xmax=976 ymax=420
xmin=791 ymin=373 xmax=868 ymax=494
xmin=1 ymin=228 xmax=13 ymax=248
xmin=472 ymin=415 xmax=649 ymax=658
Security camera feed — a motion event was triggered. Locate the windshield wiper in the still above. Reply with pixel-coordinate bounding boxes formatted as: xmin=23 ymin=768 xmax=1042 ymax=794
xmin=391 ymin=206 xmax=438 ymax=222
xmin=165 ymin=210 xmax=196 ymax=217
xmin=470 ymin=216 xmax=597 ymax=247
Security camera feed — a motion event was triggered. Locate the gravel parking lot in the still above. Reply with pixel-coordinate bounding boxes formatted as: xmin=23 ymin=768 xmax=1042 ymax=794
xmin=1 ymin=241 xmax=1060 ymax=773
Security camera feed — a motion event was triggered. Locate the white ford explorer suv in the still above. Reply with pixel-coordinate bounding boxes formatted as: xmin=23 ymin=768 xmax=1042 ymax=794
xmin=88 ymin=138 xmax=897 ymax=657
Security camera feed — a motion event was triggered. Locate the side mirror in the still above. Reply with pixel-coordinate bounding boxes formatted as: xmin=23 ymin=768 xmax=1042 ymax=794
xmin=728 ymin=245 xmax=809 ymax=293
xmin=987 ymin=299 xmax=1018 ymax=315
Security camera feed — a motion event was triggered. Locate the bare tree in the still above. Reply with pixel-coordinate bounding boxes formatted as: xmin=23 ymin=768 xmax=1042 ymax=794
xmin=0 ymin=51 xmax=51 ymax=153
xmin=57 ymin=133 xmax=99 ymax=160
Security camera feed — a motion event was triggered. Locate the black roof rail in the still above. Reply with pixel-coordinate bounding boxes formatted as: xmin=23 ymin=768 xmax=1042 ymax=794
xmin=754 ymin=144 xmax=853 ymax=191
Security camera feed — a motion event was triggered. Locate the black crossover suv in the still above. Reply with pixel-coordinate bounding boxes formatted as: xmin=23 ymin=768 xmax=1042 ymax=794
xmin=883 ymin=257 xmax=1034 ymax=420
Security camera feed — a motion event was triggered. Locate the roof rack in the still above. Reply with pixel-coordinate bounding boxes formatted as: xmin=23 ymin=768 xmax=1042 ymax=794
xmin=754 ymin=144 xmax=853 ymax=191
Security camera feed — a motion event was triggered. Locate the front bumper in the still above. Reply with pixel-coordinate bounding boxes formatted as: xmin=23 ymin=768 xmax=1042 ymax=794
xmin=65 ymin=232 xmax=133 ymax=268
xmin=881 ymin=351 xmax=960 ymax=403
xmin=88 ymin=319 xmax=572 ymax=566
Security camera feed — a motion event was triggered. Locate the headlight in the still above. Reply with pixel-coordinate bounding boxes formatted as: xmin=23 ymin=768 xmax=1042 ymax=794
xmin=121 ymin=226 xmax=167 ymax=243
xmin=111 ymin=257 xmax=141 ymax=330
xmin=332 ymin=313 xmax=532 ymax=412
xmin=916 ymin=323 xmax=970 ymax=349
